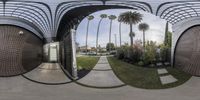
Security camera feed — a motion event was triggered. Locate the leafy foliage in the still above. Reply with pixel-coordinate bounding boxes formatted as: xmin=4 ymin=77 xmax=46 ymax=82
xmin=118 ymin=11 xmax=143 ymax=25
xmin=138 ymin=23 xmax=149 ymax=32
xmin=106 ymin=43 xmax=115 ymax=51
xmin=144 ymin=41 xmax=157 ymax=64
xmin=108 ymin=15 xmax=117 ymax=20
xmin=118 ymin=11 xmax=143 ymax=46
xmin=116 ymin=40 xmax=143 ymax=63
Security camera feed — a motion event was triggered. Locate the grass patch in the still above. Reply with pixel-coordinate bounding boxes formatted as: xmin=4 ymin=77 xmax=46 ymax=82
xmin=76 ymin=56 xmax=100 ymax=78
xmin=77 ymin=56 xmax=99 ymax=70
xmin=165 ymin=67 xmax=192 ymax=88
xmin=108 ymin=57 xmax=191 ymax=89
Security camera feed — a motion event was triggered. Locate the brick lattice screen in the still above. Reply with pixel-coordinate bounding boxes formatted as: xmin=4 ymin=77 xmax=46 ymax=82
xmin=175 ymin=26 xmax=200 ymax=76
xmin=0 ymin=25 xmax=43 ymax=76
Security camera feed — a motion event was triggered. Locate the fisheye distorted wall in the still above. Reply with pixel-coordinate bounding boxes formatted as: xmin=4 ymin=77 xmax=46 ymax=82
xmin=175 ymin=26 xmax=200 ymax=76
xmin=0 ymin=25 xmax=43 ymax=76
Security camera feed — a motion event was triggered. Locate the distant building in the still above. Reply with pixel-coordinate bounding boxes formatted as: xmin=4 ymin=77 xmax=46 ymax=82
xmin=79 ymin=46 xmax=91 ymax=52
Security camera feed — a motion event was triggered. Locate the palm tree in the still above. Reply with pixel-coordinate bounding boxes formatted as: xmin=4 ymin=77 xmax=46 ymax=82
xmin=164 ymin=22 xmax=169 ymax=46
xmin=85 ymin=15 xmax=94 ymax=54
xmin=139 ymin=23 xmax=149 ymax=60
xmin=108 ymin=15 xmax=117 ymax=53
xmin=96 ymin=14 xmax=107 ymax=55
xmin=118 ymin=11 xmax=143 ymax=46
xmin=138 ymin=23 xmax=149 ymax=49
xmin=118 ymin=19 xmax=122 ymax=47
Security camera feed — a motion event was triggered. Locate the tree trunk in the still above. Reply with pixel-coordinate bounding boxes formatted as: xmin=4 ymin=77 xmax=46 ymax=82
xmin=143 ymin=30 xmax=145 ymax=60
xmin=143 ymin=30 xmax=145 ymax=49
xmin=96 ymin=18 xmax=103 ymax=55
xmin=109 ymin=20 xmax=113 ymax=53
xmin=130 ymin=23 xmax=133 ymax=46
xmin=119 ymin=22 xmax=122 ymax=47
xmin=85 ymin=20 xmax=90 ymax=55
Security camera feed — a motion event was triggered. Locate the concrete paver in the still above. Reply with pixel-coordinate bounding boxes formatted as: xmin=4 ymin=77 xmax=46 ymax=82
xmin=158 ymin=68 xmax=168 ymax=74
xmin=160 ymin=75 xmax=178 ymax=85
xmin=78 ymin=56 xmax=124 ymax=87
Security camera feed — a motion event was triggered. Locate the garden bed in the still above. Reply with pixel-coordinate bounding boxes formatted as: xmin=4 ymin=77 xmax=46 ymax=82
xmin=108 ymin=57 xmax=191 ymax=89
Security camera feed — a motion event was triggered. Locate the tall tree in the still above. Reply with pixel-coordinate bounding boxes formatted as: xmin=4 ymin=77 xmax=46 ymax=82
xmin=108 ymin=15 xmax=117 ymax=53
xmin=164 ymin=22 xmax=169 ymax=46
xmin=85 ymin=15 xmax=94 ymax=54
xmin=164 ymin=22 xmax=172 ymax=47
xmin=139 ymin=23 xmax=149 ymax=60
xmin=138 ymin=23 xmax=149 ymax=49
xmin=96 ymin=14 xmax=107 ymax=55
xmin=118 ymin=11 xmax=143 ymax=46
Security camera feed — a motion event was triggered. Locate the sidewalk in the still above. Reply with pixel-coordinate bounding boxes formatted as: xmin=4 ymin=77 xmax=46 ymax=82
xmin=77 ymin=56 xmax=125 ymax=88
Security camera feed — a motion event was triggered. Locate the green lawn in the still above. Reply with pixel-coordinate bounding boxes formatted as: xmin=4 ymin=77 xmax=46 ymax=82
xmin=108 ymin=57 xmax=191 ymax=89
xmin=77 ymin=56 xmax=100 ymax=70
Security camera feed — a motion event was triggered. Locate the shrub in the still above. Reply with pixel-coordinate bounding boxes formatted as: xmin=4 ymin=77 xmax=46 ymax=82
xmin=144 ymin=41 xmax=157 ymax=65
xmin=160 ymin=44 xmax=170 ymax=62
xmin=116 ymin=41 xmax=143 ymax=63
xmin=106 ymin=43 xmax=115 ymax=51
xmin=128 ymin=47 xmax=142 ymax=63
xmin=138 ymin=61 xmax=144 ymax=66
xmin=116 ymin=43 xmax=129 ymax=59
xmin=116 ymin=48 xmax=124 ymax=59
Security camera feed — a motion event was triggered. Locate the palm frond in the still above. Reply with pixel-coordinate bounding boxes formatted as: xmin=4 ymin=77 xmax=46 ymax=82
xmin=100 ymin=14 xmax=107 ymax=18
xmin=139 ymin=23 xmax=149 ymax=31
xmin=118 ymin=11 xmax=143 ymax=25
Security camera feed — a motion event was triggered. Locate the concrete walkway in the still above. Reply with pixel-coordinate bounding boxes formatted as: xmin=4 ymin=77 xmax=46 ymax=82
xmin=23 ymin=63 xmax=72 ymax=84
xmin=0 ymin=75 xmax=200 ymax=100
xmin=77 ymin=56 xmax=125 ymax=88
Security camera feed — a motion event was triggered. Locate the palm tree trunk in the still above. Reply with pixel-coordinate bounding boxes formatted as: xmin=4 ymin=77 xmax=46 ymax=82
xmin=96 ymin=18 xmax=103 ymax=55
xmin=143 ymin=30 xmax=145 ymax=60
xmin=119 ymin=22 xmax=122 ymax=47
xmin=85 ymin=20 xmax=90 ymax=55
xmin=130 ymin=23 xmax=133 ymax=46
xmin=109 ymin=20 xmax=113 ymax=53
xmin=143 ymin=30 xmax=145 ymax=49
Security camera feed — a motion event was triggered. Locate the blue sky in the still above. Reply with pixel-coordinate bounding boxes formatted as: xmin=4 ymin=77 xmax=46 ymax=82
xmin=76 ymin=9 xmax=172 ymax=47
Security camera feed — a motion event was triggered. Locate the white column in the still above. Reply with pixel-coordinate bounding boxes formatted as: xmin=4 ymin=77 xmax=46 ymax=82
xmin=71 ymin=29 xmax=78 ymax=79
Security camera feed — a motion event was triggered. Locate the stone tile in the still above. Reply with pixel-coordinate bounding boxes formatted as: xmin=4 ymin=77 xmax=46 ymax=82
xmin=160 ymin=75 xmax=178 ymax=85
xmin=157 ymin=68 xmax=168 ymax=74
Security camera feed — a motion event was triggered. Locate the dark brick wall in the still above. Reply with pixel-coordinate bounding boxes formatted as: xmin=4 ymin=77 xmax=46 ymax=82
xmin=60 ymin=33 xmax=73 ymax=75
xmin=0 ymin=25 xmax=43 ymax=76
xmin=175 ymin=26 xmax=200 ymax=76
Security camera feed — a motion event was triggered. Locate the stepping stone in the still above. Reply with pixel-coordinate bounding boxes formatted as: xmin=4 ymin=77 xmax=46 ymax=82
xmin=157 ymin=68 xmax=168 ymax=74
xmin=164 ymin=62 xmax=170 ymax=66
xmin=156 ymin=62 xmax=163 ymax=66
xmin=160 ymin=75 xmax=178 ymax=85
